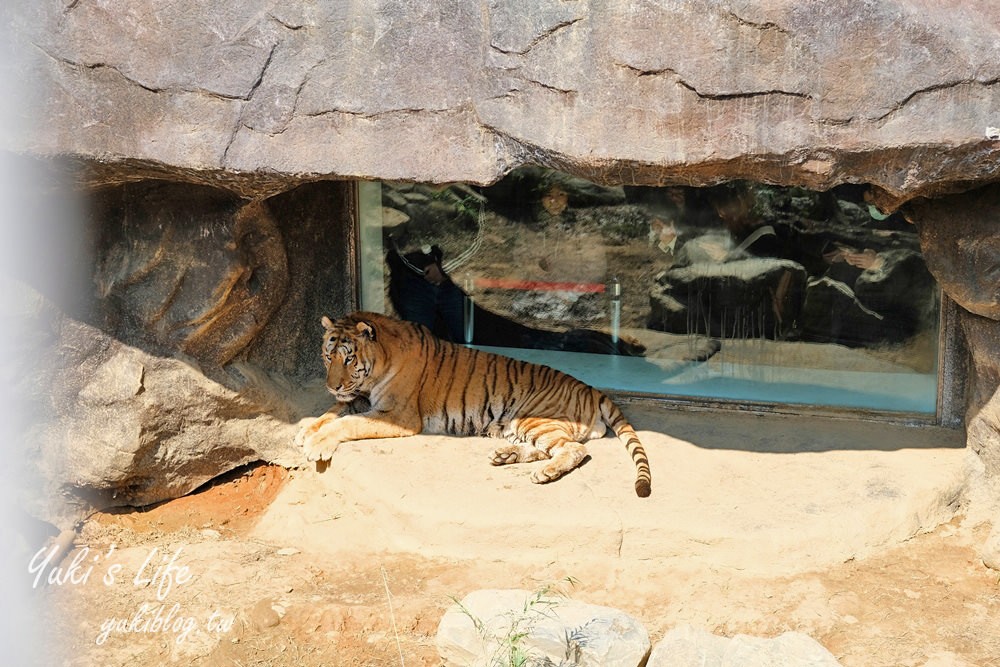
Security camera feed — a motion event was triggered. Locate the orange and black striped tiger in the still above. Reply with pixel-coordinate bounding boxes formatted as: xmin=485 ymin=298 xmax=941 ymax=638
xmin=296 ymin=311 xmax=652 ymax=497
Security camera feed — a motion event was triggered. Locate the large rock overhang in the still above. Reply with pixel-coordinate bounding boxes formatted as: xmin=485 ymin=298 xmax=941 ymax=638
xmin=3 ymin=0 xmax=999 ymax=207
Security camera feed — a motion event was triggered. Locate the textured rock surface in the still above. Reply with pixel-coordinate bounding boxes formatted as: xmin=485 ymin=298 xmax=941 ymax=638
xmin=961 ymin=313 xmax=1000 ymax=479
xmin=647 ymin=624 xmax=841 ymax=667
xmin=4 ymin=1 xmax=1000 ymax=204
xmin=94 ymin=184 xmax=289 ymax=367
xmin=243 ymin=181 xmax=357 ymax=379
xmin=437 ymin=589 xmax=650 ymax=667
xmin=910 ymin=185 xmax=1000 ymax=321
xmin=909 ymin=188 xmax=1000 ymax=511
xmin=7 ymin=278 xmax=309 ymax=529
xmin=83 ymin=179 xmax=353 ymax=381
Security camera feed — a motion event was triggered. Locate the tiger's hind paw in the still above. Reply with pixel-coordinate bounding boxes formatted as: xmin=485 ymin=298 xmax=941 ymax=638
xmin=530 ymin=467 xmax=561 ymax=484
xmin=489 ymin=449 xmax=519 ymax=466
xmin=529 ymin=443 xmax=587 ymax=484
xmin=489 ymin=444 xmax=547 ymax=466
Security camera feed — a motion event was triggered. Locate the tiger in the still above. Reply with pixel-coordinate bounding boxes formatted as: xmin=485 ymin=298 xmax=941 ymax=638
xmin=296 ymin=311 xmax=652 ymax=497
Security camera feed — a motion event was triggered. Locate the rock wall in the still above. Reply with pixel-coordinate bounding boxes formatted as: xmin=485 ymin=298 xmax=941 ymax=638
xmin=3 ymin=1 xmax=999 ymax=207
xmin=962 ymin=314 xmax=1000 ymax=480
xmin=909 ymin=187 xmax=1000 ymax=504
xmin=93 ymin=184 xmax=290 ymax=368
xmin=80 ymin=180 xmax=353 ymax=381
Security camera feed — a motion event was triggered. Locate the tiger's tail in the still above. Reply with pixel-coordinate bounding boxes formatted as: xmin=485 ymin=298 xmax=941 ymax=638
xmin=599 ymin=395 xmax=652 ymax=498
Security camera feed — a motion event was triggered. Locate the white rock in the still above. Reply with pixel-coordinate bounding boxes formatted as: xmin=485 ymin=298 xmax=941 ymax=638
xmin=436 ymin=589 xmax=650 ymax=667
xmin=646 ymin=625 xmax=729 ymax=665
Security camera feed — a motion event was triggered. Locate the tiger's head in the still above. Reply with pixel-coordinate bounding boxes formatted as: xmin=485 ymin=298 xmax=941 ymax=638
xmin=319 ymin=314 xmax=379 ymax=402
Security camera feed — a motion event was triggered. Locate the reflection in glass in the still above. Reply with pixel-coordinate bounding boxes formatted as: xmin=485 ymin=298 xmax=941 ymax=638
xmin=359 ymin=169 xmax=939 ymax=414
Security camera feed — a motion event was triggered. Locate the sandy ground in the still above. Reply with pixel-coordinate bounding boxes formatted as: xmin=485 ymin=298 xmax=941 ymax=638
xmin=32 ymin=409 xmax=1000 ymax=667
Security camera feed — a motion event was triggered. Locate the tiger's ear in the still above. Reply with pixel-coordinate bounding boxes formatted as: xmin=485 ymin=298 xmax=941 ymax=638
xmin=355 ymin=321 xmax=376 ymax=341
xmin=320 ymin=315 xmax=335 ymax=330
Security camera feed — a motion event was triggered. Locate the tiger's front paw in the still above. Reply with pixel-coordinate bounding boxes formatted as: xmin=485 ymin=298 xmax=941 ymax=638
xmin=293 ymin=420 xmax=312 ymax=450
xmin=296 ymin=416 xmax=342 ymax=463
xmin=301 ymin=431 xmax=342 ymax=463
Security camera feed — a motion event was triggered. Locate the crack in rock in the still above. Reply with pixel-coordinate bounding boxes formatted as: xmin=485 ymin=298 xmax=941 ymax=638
xmin=302 ymin=106 xmax=455 ymax=121
xmin=35 ymin=42 xmax=270 ymax=103
xmin=34 ymin=44 xmax=164 ymax=94
xmin=526 ymin=78 xmax=577 ymax=95
xmin=617 ymin=62 xmax=811 ymax=101
xmin=244 ymin=43 xmax=278 ymax=103
xmin=873 ymin=76 xmax=1000 ymax=122
xmin=224 ymin=41 xmax=280 ymax=161
xmin=268 ymin=13 xmax=305 ymax=31
xmin=491 ymin=17 xmax=583 ymax=56
xmin=723 ymin=10 xmax=792 ymax=36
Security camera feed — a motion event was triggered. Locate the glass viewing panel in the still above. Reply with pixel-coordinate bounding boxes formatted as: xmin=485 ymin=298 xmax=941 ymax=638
xmin=358 ymin=169 xmax=940 ymax=414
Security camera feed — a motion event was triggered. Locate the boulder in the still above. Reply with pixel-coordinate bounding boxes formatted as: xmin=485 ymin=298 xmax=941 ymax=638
xmin=647 ymin=625 xmax=842 ymax=667
xmin=5 ymin=278 xmax=306 ymax=529
xmin=382 ymin=183 xmax=483 ymax=234
xmin=5 ymin=2 xmax=999 ymax=205
xmin=800 ymin=275 xmax=886 ymax=347
xmin=852 ymin=250 xmax=936 ymax=327
xmin=907 ymin=186 xmax=1000 ymax=525
xmin=436 ymin=589 xmax=650 ymax=667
